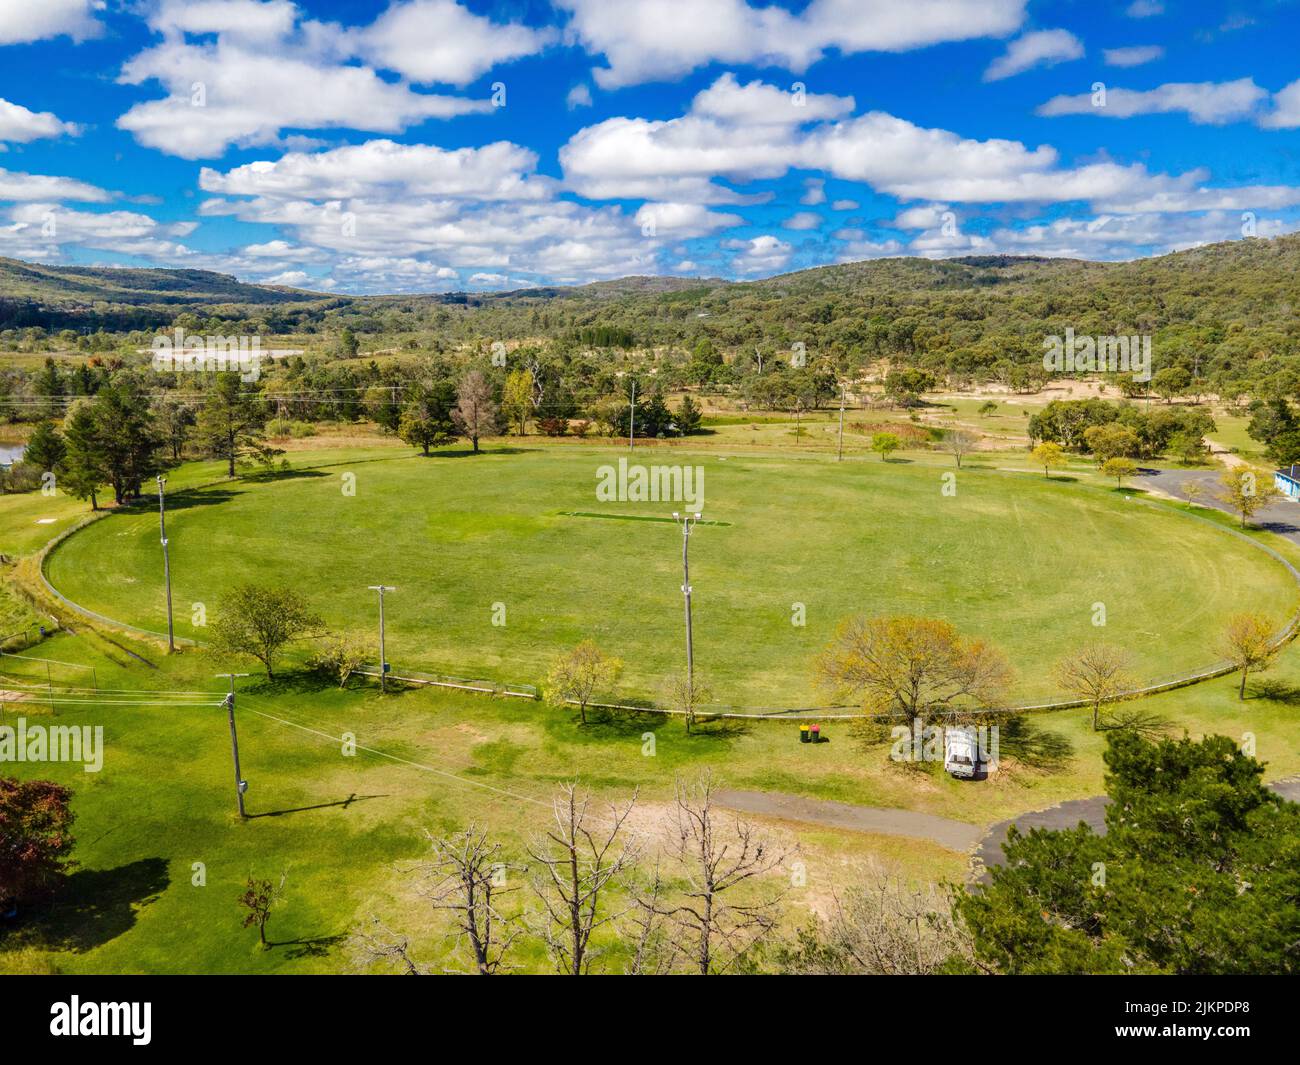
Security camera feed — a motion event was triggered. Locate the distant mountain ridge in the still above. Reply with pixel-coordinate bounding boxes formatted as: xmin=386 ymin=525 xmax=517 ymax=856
xmin=3 ymin=234 xmax=1300 ymax=335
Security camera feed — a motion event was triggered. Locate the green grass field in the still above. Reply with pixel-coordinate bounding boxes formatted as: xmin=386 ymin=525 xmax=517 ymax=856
xmin=44 ymin=443 xmax=1295 ymax=705
xmin=7 ymin=433 xmax=1300 ymax=975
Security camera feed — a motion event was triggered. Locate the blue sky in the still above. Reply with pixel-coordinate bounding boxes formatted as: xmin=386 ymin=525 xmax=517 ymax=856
xmin=0 ymin=0 xmax=1298 ymax=293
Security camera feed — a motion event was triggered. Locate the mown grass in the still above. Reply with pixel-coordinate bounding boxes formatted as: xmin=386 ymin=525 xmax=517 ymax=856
xmin=44 ymin=442 xmax=1292 ymax=706
xmin=7 ymin=434 xmax=1300 ymax=974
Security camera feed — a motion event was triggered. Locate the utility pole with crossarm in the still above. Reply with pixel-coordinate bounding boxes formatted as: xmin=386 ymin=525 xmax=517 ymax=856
xmin=367 ymin=585 xmax=396 ymax=692
xmin=216 ymin=673 xmax=251 ymax=817
xmin=157 ymin=474 xmax=175 ymax=651
xmin=672 ymin=512 xmax=702 ymax=690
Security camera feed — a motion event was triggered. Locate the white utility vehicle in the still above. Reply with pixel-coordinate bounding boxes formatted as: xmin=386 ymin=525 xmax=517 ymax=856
xmin=944 ymin=726 xmax=978 ymax=779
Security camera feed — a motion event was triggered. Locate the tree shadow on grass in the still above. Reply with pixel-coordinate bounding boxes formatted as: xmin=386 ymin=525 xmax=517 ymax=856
xmin=428 ymin=446 xmax=539 ymax=459
xmin=1248 ymin=678 xmax=1300 ymax=704
xmin=126 ymin=488 xmax=240 ymax=513
xmin=541 ymin=706 xmax=751 ymax=745
xmin=1255 ymin=520 xmax=1300 ymax=537
xmin=994 ymin=715 xmax=1075 ymax=773
xmin=269 ymin=932 xmax=347 ymax=959
xmin=10 ymin=857 xmax=169 ymax=953
xmin=244 ymin=670 xmax=335 ymax=697
xmin=685 ymin=716 xmax=752 ymax=741
xmin=241 ymin=468 xmax=328 ymax=484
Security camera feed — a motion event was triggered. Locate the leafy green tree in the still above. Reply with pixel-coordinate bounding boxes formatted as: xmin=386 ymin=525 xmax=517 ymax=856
xmin=1218 ymin=467 xmax=1279 ymax=526
xmin=957 ymin=731 xmax=1300 ymax=974
xmin=337 ymin=327 xmax=359 ymax=358
xmin=1151 ymin=366 xmax=1191 ymax=403
xmin=1222 ymin=613 xmax=1276 ymax=699
xmin=546 ymin=641 xmax=623 ymax=725
xmin=883 ymin=367 xmax=935 ymax=406
xmin=210 ymin=584 xmax=325 ymax=679
xmin=364 ymin=385 xmax=401 ymax=434
xmin=152 ymin=393 xmax=196 ymax=461
xmin=398 ymin=381 xmax=457 ymax=455
xmin=238 ymin=873 xmax=286 ymax=948
xmin=195 ymin=373 xmax=267 ymax=477
xmin=1083 ymin=424 xmax=1140 ymax=461
xmin=22 ymin=420 xmax=65 ymax=472
xmin=502 ymin=369 xmax=533 ymax=435
xmin=1028 ymin=399 xmax=1117 ymax=450
xmin=1030 ymin=441 xmax=1065 ymax=478
xmin=687 ymin=337 xmax=724 ymax=385
xmin=641 ymin=392 xmax=676 ymax=437
xmin=1101 ymin=456 xmax=1136 ymax=487
xmin=870 ymin=432 xmax=901 ymax=461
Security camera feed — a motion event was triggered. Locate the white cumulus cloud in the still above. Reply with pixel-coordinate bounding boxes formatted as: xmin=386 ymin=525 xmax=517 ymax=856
xmin=984 ymin=29 xmax=1084 ymax=81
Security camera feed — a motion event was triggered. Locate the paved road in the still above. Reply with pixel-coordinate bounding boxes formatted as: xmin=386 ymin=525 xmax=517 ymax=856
xmin=1138 ymin=465 xmax=1300 ymax=547
xmin=717 ymin=777 xmax=1300 ymax=880
xmin=715 ymin=789 xmax=985 ymax=851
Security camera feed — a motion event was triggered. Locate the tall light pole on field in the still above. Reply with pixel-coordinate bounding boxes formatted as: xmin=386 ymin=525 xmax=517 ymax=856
xmin=837 ymin=383 xmax=847 ymax=462
xmin=216 ymin=672 xmax=251 ymax=818
xmin=628 ymin=377 xmax=637 ymax=452
xmin=367 ymin=585 xmax=395 ymax=692
xmin=672 ymin=512 xmax=701 ymax=690
xmin=157 ymin=474 xmax=175 ymax=651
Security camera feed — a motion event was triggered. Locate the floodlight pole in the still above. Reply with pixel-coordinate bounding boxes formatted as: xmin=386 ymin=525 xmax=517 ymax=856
xmin=837 ymin=383 xmax=846 ymax=462
xmin=672 ymin=513 xmax=701 ymax=689
xmin=216 ymin=672 xmax=251 ymax=818
xmin=157 ymin=475 xmax=175 ymax=652
xmin=367 ymin=585 xmax=396 ymax=692
xmin=628 ymin=378 xmax=636 ymax=452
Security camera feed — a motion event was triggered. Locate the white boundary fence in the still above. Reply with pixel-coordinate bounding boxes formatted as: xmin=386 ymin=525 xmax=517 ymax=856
xmin=30 ymin=470 xmax=1300 ymax=723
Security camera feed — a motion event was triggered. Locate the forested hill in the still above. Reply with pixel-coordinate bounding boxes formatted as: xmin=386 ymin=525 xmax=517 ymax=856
xmin=4 ymin=236 xmax=1300 ymax=387
xmin=454 ymin=236 xmax=1300 ymax=388
xmin=0 ymin=257 xmax=334 ymax=331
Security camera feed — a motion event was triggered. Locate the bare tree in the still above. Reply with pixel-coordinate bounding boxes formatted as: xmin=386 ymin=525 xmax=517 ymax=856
xmin=349 ymin=915 xmax=428 ymax=975
xmin=777 ymin=864 xmax=970 ymax=975
xmin=665 ymin=672 xmax=712 ymax=735
xmin=645 ymin=772 xmax=790 ymax=974
xmin=528 ymin=783 xmax=641 ymax=974
xmin=1053 ymin=642 xmax=1134 ymax=730
xmin=943 ymin=428 xmax=978 ymax=468
xmin=417 ymin=826 xmax=519 ymax=974
xmin=623 ymin=861 xmax=681 ymax=975
xmin=453 ymin=369 xmax=498 ymax=454
xmin=1180 ymin=479 xmax=1206 ymax=508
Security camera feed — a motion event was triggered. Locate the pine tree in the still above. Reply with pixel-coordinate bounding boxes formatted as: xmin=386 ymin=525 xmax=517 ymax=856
xmin=23 ymin=420 xmax=66 ymax=473
xmin=195 ymin=373 xmax=267 ymax=476
xmin=60 ymin=401 xmax=107 ymax=510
